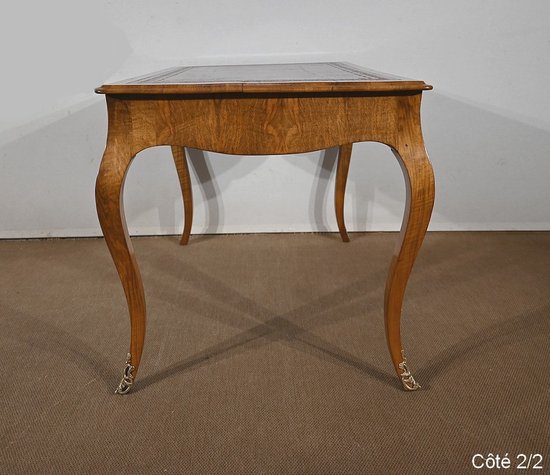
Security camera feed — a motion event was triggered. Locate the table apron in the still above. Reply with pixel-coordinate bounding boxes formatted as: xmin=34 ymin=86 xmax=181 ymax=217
xmin=105 ymin=93 xmax=424 ymax=156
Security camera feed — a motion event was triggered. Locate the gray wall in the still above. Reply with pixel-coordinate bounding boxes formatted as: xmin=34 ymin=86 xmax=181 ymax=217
xmin=1 ymin=0 xmax=549 ymax=238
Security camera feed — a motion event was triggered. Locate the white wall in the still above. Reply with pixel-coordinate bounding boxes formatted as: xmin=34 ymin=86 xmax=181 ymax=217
xmin=1 ymin=0 xmax=549 ymax=238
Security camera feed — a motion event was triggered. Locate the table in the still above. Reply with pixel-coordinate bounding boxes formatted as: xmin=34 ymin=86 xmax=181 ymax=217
xmin=95 ymin=62 xmax=435 ymax=394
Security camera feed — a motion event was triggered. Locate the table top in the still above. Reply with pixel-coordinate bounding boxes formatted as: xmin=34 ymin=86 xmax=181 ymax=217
xmin=96 ymin=62 xmax=431 ymax=95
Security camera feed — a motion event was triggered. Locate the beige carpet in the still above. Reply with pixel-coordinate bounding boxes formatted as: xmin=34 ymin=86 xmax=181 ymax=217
xmin=0 ymin=232 xmax=548 ymax=474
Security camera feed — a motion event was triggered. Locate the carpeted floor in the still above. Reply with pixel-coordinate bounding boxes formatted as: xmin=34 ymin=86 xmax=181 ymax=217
xmin=0 ymin=232 xmax=548 ymax=474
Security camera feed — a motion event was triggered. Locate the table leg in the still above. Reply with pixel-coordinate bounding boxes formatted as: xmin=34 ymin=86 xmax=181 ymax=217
xmin=385 ymin=132 xmax=435 ymax=391
xmin=335 ymin=143 xmax=353 ymax=242
xmin=171 ymin=146 xmax=193 ymax=245
xmin=95 ymin=143 xmax=146 ymax=395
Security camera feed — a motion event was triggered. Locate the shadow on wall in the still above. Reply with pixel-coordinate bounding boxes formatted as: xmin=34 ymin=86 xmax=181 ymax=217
xmin=0 ymin=101 xmax=109 ymax=238
xmin=422 ymin=93 xmax=550 ymax=229
xmin=183 ymin=145 xmax=345 ymax=236
xmin=0 ymin=0 xmax=132 ymax=238
xmin=187 ymin=148 xmax=224 ymax=236
xmin=1 ymin=92 xmax=549 ymax=238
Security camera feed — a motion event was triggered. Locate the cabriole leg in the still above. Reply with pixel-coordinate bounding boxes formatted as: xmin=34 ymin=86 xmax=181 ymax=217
xmin=335 ymin=143 xmax=353 ymax=242
xmin=384 ymin=131 xmax=435 ymax=391
xmin=96 ymin=142 xmax=146 ymax=395
xmin=171 ymin=146 xmax=193 ymax=245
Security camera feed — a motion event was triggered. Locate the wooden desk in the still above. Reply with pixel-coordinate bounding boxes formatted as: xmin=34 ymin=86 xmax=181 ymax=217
xmin=95 ymin=62 xmax=435 ymax=394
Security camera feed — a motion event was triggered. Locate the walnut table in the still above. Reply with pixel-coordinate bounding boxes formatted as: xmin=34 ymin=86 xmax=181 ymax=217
xmin=95 ymin=62 xmax=435 ymax=394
